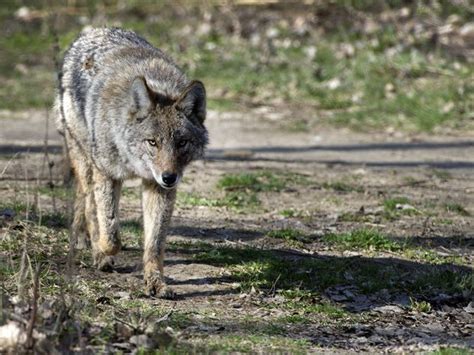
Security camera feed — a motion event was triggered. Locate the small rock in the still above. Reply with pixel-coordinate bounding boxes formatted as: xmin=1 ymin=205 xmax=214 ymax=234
xmin=15 ymin=6 xmax=32 ymax=21
xmin=330 ymin=294 xmax=348 ymax=302
xmin=396 ymin=203 xmax=416 ymax=211
xmin=266 ymin=27 xmax=279 ymax=39
xmin=0 ymin=322 xmax=26 ymax=351
xmin=326 ymin=78 xmax=341 ymax=90
xmin=113 ymin=291 xmax=131 ymax=300
xmin=355 ymin=336 xmax=368 ymax=344
xmin=463 ymin=301 xmax=474 ymax=314
xmin=392 ymin=294 xmax=410 ymax=307
xmin=343 ymin=290 xmax=356 ymax=300
xmin=15 ymin=64 xmax=29 ymax=75
xmin=460 ymin=23 xmax=474 ymax=41
xmin=374 ymin=305 xmax=404 ymax=314
xmin=368 ymin=335 xmax=385 ymax=344
xmin=352 ymin=168 xmax=367 ymax=175
xmin=303 ymin=46 xmax=317 ymax=60
xmin=399 ymin=7 xmax=410 ymax=18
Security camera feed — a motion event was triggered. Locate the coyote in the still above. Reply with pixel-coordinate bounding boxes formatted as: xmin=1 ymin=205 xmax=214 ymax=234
xmin=55 ymin=28 xmax=208 ymax=297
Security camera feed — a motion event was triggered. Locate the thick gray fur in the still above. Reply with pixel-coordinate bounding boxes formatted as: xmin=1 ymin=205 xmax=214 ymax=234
xmin=56 ymin=27 xmax=208 ymax=297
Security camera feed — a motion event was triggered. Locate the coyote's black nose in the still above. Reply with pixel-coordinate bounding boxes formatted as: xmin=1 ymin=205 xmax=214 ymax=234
xmin=162 ymin=172 xmax=178 ymax=186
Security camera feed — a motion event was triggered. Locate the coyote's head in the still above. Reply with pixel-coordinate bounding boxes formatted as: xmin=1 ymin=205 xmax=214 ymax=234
xmin=122 ymin=77 xmax=208 ymax=189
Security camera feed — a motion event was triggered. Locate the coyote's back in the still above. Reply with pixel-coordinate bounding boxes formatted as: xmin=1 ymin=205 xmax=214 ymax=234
xmin=56 ymin=27 xmax=208 ymax=297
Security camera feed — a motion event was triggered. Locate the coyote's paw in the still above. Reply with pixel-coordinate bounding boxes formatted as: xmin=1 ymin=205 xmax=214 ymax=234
xmin=145 ymin=273 xmax=176 ymax=299
xmin=94 ymin=253 xmax=115 ymax=272
xmin=98 ymin=237 xmax=121 ymax=256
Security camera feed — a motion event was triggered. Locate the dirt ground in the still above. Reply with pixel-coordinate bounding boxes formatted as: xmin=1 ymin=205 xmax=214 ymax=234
xmin=0 ymin=108 xmax=473 ymax=353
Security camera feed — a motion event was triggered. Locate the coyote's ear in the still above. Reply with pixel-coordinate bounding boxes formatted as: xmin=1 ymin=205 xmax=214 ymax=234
xmin=130 ymin=77 xmax=153 ymax=116
xmin=176 ymin=81 xmax=206 ymax=125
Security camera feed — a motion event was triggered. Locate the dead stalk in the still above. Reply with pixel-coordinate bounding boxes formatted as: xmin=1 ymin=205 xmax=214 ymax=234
xmin=0 ymin=152 xmax=20 ymax=179
xmin=26 ymin=263 xmax=41 ymax=349
xmin=17 ymin=242 xmax=29 ymax=300
xmin=23 ymin=157 xmax=30 ymax=221
xmin=41 ymin=107 xmax=57 ymax=212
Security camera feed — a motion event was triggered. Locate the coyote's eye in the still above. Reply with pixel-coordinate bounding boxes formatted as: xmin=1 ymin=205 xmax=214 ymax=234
xmin=147 ymin=139 xmax=157 ymax=147
xmin=177 ymin=139 xmax=188 ymax=148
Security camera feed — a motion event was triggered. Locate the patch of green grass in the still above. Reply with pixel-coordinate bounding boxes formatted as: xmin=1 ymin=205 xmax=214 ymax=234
xmin=121 ymin=187 xmax=141 ymax=199
xmin=402 ymin=249 xmax=466 ymax=266
xmin=409 ymin=298 xmax=432 ymax=313
xmin=383 ymin=196 xmax=419 ymax=218
xmin=37 ymin=186 xmax=73 ymax=200
xmin=323 ymin=229 xmax=402 ymax=252
xmin=280 ymin=209 xmax=302 ymax=218
xmin=215 ymin=171 xmax=309 ymax=211
xmin=383 ymin=196 xmax=411 ymax=211
xmin=121 ymin=219 xmax=142 ymax=236
xmin=267 ymin=228 xmax=303 ymax=241
xmin=191 ymin=244 xmax=263 ymax=266
xmin=221 ymin=191 xmax=260 ymax=210
xmin=322 ymin=181 xmax=363 ymax=193
xmin=39 ymin=211 xmax=69 ymax=229
xmin=121 ymin=219 xmax=143 ymax=248
xmin=278 ymin=291 xmax=350 ymax=319
xmin=429 ymin=347 xmax=473 ymax=355
xmin=177 ymin=190 xmax=260 ymax=210
xmin=332 ymin=48 xmax=473 ymax=132
xmin=0 ymin=201 xmax=28 ymax=214
xmin=437 ymin=218 xmax=454 ymax=225
xmin=1 ymin=2 xmax=473 ymax=133
xmin=0 ymin=223 xmax=70 ymax=294
xmin=196 ymin=334 xmax=310 ymax=353
xmin=266 ymin=228 xmax=312 ymax=247
xmin=187 ymin=240 xmax=473 ymax=297
xmin=177 ymin=192 xmax=222 ymax=207
xmin=411 ymin=269 xmax=473 ymax=295
xmin=444 ymin=202 xmax=470 ymax=216
xmin=186 ymin=242 xmax=401 ymax=296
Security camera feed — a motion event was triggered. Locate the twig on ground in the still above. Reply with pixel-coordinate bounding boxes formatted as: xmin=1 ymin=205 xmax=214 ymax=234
xmin=17 ymin=244 xmax=29 ymax=300
xmin=269 ymin=274 xmax=281 ymax=297
xmin=421 ymin=216 xmax=432 ymax=237
xmin=41 ymin=107 xmax=57 ymax=212
xmin=23 ymin=155 xmax=30 ymax=221
xmin=155 ymin=307 xmax=175 ymax=324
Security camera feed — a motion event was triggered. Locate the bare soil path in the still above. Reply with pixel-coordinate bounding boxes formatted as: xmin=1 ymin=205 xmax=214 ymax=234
xmin=1 ymin=109 xmax=473 ymax=352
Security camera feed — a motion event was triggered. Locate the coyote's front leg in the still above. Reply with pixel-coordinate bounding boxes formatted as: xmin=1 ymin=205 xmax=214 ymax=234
xmin=142 ymin=179 xmax=176 ymax=298
xmin=91 ymin=169 xmax=122 ymax=270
